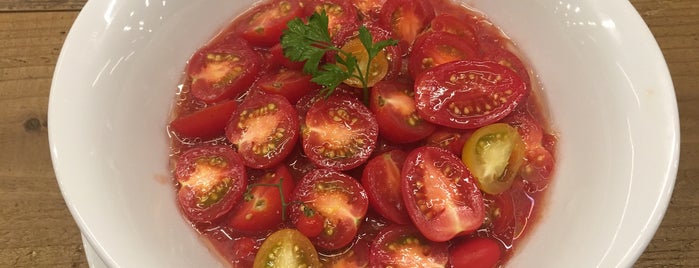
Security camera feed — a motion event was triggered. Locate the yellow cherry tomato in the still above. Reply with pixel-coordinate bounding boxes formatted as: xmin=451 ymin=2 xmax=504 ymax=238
xmin=462 ymin=123 xmax=525 ymax=194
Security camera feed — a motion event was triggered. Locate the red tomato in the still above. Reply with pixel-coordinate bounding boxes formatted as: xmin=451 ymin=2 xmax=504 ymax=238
xmin=238 ymin=0 xmax=304 ymax=47
xmin=430 ymin=13 xmax=477 ymax=42
xmin=187 ymin=39 xmax=261 ymax=103
xmin=369 ymin=225 xmax=449 ymax=267
xmin=169 ymin=99 xmax=237 ymax=139
xmin=502 ymin=108 xmax=555 ymax=190
xmin=290 ymin=169 xmax=369 ymax=251
xmin=414 ymin=60 xmax=528 ymax=129
xmin=424 ymin=127 xmax=473 ymax=155
xmin=408 ymin=31 xmax=479 ymax=79
xmin=270 ymin=43 xmax=304 ymax=70
xmin=175 ymin=145 xmax=247 ymax=223
xmin=379 ymin=0 xmax=435 ymax=52
xmin=302 ymin=94 xmax=378 ymax=171
xmin=255 ymin=69 xmax=319 ymax=104
xmin=229 ymin=236 xmax=260 ymax=268
xmin=225 ymin=93 xmax=299 ymax=169
xmin=482 ymin=48 xmax=532 ymax=89
xmin=361 ymin=150 xmax=410 ymax=224
xmin=305 ymin=0 xmax=359 ymax=44
xmin=401 ymin=146 xmax=485 ymax=242
xmin=350 ymin=0 xmax=386 ymax=15
xmin=449 ymin=237 xmax=502 ymax=268
xmin=227 ymin=165 xmax=295 ymax=233
xmin=323 ymin=237 xmax=371 ymax=267
xmin=370 ymin=79 xmax=436 ymax=143
xmin=483 ymin=193 xmax=515 ymax=247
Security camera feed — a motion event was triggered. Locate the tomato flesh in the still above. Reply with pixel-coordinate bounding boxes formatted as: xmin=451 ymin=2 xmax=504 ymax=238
xmin=239 ymin=0 xmax=304 ymax=47
xmin=361 ymin=150 xmax=410 ymax=224
xmin=408 ymin=31 xmax=479 ymax=79
xmin=370 ymin=79 xmax=436 ymax=143
xmin=253 ymin=229 xmax=321 ymax=268
xmin=414 ymin=60 xmax=527 ymax=129
xmin=449 ymin=237 xmax=502 ymax=268
xmin=169 ymin=99 xmax=237 ymax=139
xmin=462 ymin=123 xmax=525 ymax=194
xmin=255 ymin=69 xmax=318 ymax=104
xmin=380 ymin=0 xmax=435 ymax=51
xmin=401 ymin=146 xmax=485 ymax=242
xmin=226 ymin=93 xmax=299 ymax=169
xmin=175 ymin=146 xmax=247 ymax=223
xmin=369 ymin=225 xmax=449 ymax=267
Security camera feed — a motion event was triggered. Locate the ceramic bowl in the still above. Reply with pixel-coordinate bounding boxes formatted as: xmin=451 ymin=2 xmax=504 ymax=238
xmin=49 ymin=0 xmax=680 ymax=267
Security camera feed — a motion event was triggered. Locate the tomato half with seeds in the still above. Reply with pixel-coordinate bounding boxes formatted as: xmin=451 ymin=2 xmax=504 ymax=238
xmin=502 ymin=108 xmax=555 ymax=190
xmin=253 ymin=229 xmax=321 ymax=268
xmin=449 ymin=237 xmax=502 ymax=268
xmin=369 ymin=225 xmax=449 ymax=267
xmin=227 ymin=165 xmax=295 ymax=233
xmin=361 ymin=150 xmax=410 ymax=224
xmin=430 ymin=13 xmax=477 ymax=42
xmin=425 ymin=127 xmax=473 ymax=156
xmin=408 ymin=31 xmax=479 ymax=79
xmin=175 ymin=145 xmax=247 ymax=223
xmin=370 ymin=79 xmax=435 ymax=143
xmin=290 ymin=169 xmax=369 ymax=251
xmin=305 ymin=0 xmax=359 ymax=43
xmin=351 ymin=0 xmax=386 ymax=15
xmin=379 ymin=0 xmax=435 ymax=52
xmin=338 ymin=37 xmax=390 ymax=88
xmin=401 ymin=146 xmax=485 ymax=242
xmin=462 ymin=123 xmax=525 ymax=194
xmin=322 ymin=238 xmax=371 ymax=267
xmin=238 ymin=0 xmax=304 ymax=47
xmin=302 ymin=94 xmax=378 ymax=171
xmin=255 ymin=69 xmax=318 ymax=104
xmin=187 ymin=40 xmax=261 ymax=103
xmin=169 ymin=99 xmax=237 ymax=139
xmin=414 ymin=60 xmax=527 ymax=129
xmin=226 ymin=93 xmax=299 ymax=169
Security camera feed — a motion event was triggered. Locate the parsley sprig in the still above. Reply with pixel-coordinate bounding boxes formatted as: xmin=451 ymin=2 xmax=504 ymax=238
xmin=280 ymin=11 xmax=398 ymax=103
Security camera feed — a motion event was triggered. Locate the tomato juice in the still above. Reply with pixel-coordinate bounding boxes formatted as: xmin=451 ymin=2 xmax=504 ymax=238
xmin=167 ymin=0 xmax=557 ymax=267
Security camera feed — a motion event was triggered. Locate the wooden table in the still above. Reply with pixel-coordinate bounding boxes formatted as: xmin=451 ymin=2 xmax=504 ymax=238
xmin=0 ymin=0 xmax=696 ymax=267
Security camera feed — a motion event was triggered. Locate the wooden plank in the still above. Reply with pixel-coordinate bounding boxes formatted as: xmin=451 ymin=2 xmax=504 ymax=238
xmin=0 ymin=0 xmax=86 ymax=12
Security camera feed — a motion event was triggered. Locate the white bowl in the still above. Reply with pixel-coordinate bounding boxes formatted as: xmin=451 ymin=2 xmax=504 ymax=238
xmin=49 ymin=0 xmax=680 ymax=267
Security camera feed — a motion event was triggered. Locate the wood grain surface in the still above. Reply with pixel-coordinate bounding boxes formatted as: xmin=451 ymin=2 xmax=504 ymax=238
xmin=0 ymin=0 xmax=696 ymax=267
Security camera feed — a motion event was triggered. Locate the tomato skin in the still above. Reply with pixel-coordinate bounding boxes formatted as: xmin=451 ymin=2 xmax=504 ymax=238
xmin=255 ymin=69 xmax=319 ymax=104
xmin=408 ymin=31 xmax=479 ymax=79
xmin=253 ymin=229 xmax=322 ymax=268
xmin=175 ymin=145 xmax=247 ymax=223
xmin=414 ymin=60 xmax=527 ymax=129
xmin=169 ymin=99 xmax=237 ymax=139
xmin=369 ymin=225 xmax=449 ymax=267
xmin=361 ymin=150 xmax=410 ymax=224
xmin=370 ymin=79 xmax=436 ymax=143
xmin=379 ymin=0 xmax=435 ymax=52
xmin=302 ymin=94 xmax=378 ymax=171
xmin=187 ymin=39 xmax=261 ymax=103
xmin=449 ymin=237 xmax=502 ymax=268
xmin=227 ymin=165 xmax=295 ymax=233
xmin=290 ymin=169 xmax=369 ymax=251
xmin=238 ymin=0 xmax=304 ymax=47
xmin=401 ymin=146 xmax=485 ymax=242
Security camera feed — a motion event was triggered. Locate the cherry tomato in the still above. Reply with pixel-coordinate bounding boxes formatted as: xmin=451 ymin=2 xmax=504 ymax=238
xmin=408 ymin=31 xmax=479 ymax=79
xmin=225 ymin=93 xmax=299 ymax=169
xmin=187 ymin=39 xmax=261 ymax=103
xmin=370 ymin=79 xmax=436 ymax=143
xmin=351 ymin=0 xmax=386 ymax=15
xmin=169 ymin=99 xmax=237 ymax=139
xmin=482 ymin=48 xmax=531 ymax=90
xmin=270 ymin=43 xmax=304 ymax=70
xmin=502 ymin=108 xmax=555 ymax=190
xmin=175 ymin=145 xmax=247 ymax=223
xmin=379 ymin=0 xmax=435 ymax=52
xmin=401 ymin=146 xmax=485 ymax=242
xmin=338 ymin=36 xmax=390 ymax=88
xmin=238 ymin=0 xmax=304 ymax=47
xmin=255 ymin=69 xmax=319 ymax=104
xmin=361 ymin=150 xmax=410 ymax=224
xmin=227 ymin=165 xmax=295 ymax=233
xmin=449 ymin=237 xmax=502 ymax=268
xmin=322 ymin=237 xmax=371 ymax=267
xmin=305 ymin=0 xmax=359 ymax=43
xmin=430 ymin=13 xmax=477 ymax=42
xmin=482 ymin=193 xmax=515 ymax=247
xmin=369 ymin=225 xmax=449 ymax=267
xmin=414 ymin=60 xmax=527 ymax=129
xmin=462 ymin=123 xmax=525 ymax=194
xmin=302 ymin=94 xmax=378 ymax=171
xmin=425 ymin=127 xmax=473 ymax=155
xmin=290 ymin=169 xmax=369 ymax=251
xmin=253 ymin=229 xmax=322 ymax=268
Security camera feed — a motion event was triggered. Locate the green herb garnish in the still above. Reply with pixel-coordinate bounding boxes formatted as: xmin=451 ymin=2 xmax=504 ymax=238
xmin=280 ymin=11 xmax=398 ymax=103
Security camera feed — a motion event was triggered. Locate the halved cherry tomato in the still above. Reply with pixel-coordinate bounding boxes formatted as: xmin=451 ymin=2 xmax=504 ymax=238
xmin=338 ymin=37 xmax=390 ymax=88
xmin=449 ymin=237 xmax=502 ymax=268
xmin=305 ymin=0 xmax=359 ymax=43
xmin=379 ymin=0 xmax=435 ymax=52
xmin=187 ymin=39 xmax=261 ymax=103
xmin=270 ymin=43 xmax=304 ymax=70
xmin=429 ymin=13 xmax=477 ymax=42
xmin=302 ymin=94 xmax=378 ymax=171
xmin=401 ymin=146 xmax=485 ymax=242
xmin=351 ymin=0 xmax=386 ymax=16
xmin=322 ymin=238 xmax=371 ymax=267
xmin=225 ymin=93 xmax=299 ymax=169
xmin=369 ymin=225 xmax=449 ymax=267
xmin=482 ymin=48 xmax=531 ymax=90
xmin=290 ymin=169 xmax=369 ymax=251
xmin=482 ymin=193 xmax=515 ymax=247
xmin=253 ymin=229 xmax=321 ymax=268
xmin=175 ymin=145 xmax=247 ymax=223
xmin=255 ymin=69 xmax=319 ymax=104
xmin=370 ymin=79 xmax=435 ymax=143
xmin=169 ymin=99 xmax=237 ymax=139
xmin=462 ymin=123 xmax=525 ymax=194
xmin=414 ymin=60 xmax=527 ymax=129
xmin=425 ymin=127 xmax=473 ymax=155
xmin=361 ymin=150 xmax=410 ymax=224
xmin=502 ymin=108 xmax=555 ymax=190
xmin=408 ymin=31 xmax=479 ymax=79
xmin=238 ymin=0 xmax=304 ymax=47
xmin=227 ymin=165 xmax=295 ymax=233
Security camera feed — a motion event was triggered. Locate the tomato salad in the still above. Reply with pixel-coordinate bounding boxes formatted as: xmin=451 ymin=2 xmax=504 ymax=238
xmin=167 ymin=0 xmax=557 ymax=267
